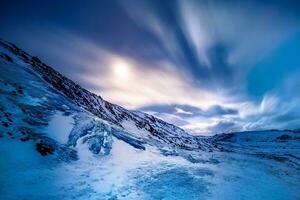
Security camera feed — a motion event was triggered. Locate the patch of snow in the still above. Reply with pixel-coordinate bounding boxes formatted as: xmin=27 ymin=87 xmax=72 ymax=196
xmin=45 ymin=112 xmax=74 ymax=144
xmin=121 ymin=119 xmax=149 ymax=138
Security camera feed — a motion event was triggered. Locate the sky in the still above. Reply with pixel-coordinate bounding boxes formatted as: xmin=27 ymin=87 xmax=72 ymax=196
xmin=1 ymin=0 xmax=300 ymax=135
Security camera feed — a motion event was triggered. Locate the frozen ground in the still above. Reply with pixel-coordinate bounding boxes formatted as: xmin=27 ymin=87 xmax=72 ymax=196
xmin=0 ymin=40 xmax=299 ymax=200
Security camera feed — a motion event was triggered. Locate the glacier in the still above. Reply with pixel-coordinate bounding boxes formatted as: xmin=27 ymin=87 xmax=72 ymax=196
xmin=0 ymin=39 xmax=299 ymax=200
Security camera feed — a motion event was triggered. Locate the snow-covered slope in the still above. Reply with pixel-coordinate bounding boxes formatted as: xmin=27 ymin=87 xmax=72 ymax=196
xmin=213 ymin=130 xmax=300 ymax=166
xmin=0 ymin=39 xmax=299 ymax=200
xmin=0 ymin=39 xmax=215 ymax=151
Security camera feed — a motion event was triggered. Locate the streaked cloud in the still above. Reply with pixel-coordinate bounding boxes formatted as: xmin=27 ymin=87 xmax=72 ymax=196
xmin=1 ymin=0 xmax=300 ymax=135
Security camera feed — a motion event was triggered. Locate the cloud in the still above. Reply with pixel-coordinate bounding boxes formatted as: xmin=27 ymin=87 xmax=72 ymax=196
xmin=207 ymin=121 xmax=239 ymax=134
xmin=141 ymin=104 xmax=238 ymax=118
xmin=179 ymin=0 xmax=300 ymax=67
xmin=140 ymin=104 xmax=240 ymax=135
xmin=241 ymin=71 xmax=300 ymax=130
xmin=13 ymin=29 xmax=225 ymax=110
xmin=2 ymin=0 xmax=300 ymax=135
xmin=11 ymin=29 xmax=300 ymax=135
xmin=146 ymin=111 xmax=190 ymax=127
xmin=83 ymin=57 xmax=223 ymax=109
xmin=175 ymin=107 xmax=193 ymax=115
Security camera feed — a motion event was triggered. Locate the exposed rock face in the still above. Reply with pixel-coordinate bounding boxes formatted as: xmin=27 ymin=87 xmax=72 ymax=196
xmin=36 ymin=141 xmax=55 ymax=156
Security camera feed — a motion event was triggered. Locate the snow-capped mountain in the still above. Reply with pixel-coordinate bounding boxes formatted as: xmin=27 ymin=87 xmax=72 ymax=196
xmin=0 ymin=39 xmax=215 ymax=151
xmin=0 ymin=39 xmax=299 ymax=200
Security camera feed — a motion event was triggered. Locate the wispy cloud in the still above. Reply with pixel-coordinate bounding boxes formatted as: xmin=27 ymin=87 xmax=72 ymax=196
xmin=2 ymin=0 xmax=300 ymax=135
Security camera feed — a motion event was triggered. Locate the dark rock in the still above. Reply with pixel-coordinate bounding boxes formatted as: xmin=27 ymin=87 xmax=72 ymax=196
xmin=0 ymin=53 xmax=13 ymax=62
xmin=32 ymin=56 xmax=41 ymax=63
xmin=35 ymin=141 xmax=55 ymax=156
xmin=2 ymin=122 xmax=9 ymax=127
xmin=22 ymin=117 xmax=48 ymax=126
xmin=20 ymin=136 xmax=30 ymax=142
xmin=276 ymin=134 xmax=292 ymax=141
xmin=20 ymin=54 xmax=29 ymax=61
xmin=17 ymin=89 xmax=23 ymax=94
xmin=284 ymin=153 xmax=300 ymax=160
xmin=4 ymin=112 xmax=12 ymax=118
xmin=19 ymin=127 xmax=34 ymax=135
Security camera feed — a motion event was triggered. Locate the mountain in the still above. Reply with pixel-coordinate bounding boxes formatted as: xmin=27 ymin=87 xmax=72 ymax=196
xmin=0 ymin=39 xmax=215 ymax=151
xmin=0 ymin=39 xmax=299 ymax=200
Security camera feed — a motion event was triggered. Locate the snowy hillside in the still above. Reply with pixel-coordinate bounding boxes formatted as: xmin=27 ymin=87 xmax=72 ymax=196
xmin=0 ymin=39 xmax=216 ymax=151
xmin=0 ymin=39 xmax=299 ymax=200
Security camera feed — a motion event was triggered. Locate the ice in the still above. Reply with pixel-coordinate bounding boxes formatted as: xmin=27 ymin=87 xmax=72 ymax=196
xmin=45 ymin=111 xmax=74 ymax=144
xmin=208 ymin=153 xmax=299 ymax=200
xmin=0 ymin=138 xmax=59 ymax=199
xmin=112 ymin=130 xmax=146 ymax=150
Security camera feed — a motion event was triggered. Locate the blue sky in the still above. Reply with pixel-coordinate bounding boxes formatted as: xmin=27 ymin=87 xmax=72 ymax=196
xmin=1 ymin=0 xmax=300 ymax=135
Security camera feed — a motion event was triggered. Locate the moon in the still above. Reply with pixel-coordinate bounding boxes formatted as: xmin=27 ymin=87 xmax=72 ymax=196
xmin=113 ymin=60 xmax=131 ymax=79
